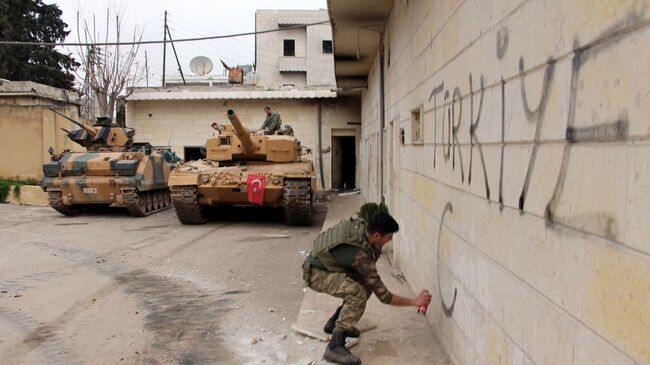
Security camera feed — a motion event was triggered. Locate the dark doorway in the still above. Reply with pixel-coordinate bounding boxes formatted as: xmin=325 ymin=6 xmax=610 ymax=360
xmin=184 ymin=146 xmax=203 ymax=161
xmin=331 ymin=136 xmax=356 ymax=190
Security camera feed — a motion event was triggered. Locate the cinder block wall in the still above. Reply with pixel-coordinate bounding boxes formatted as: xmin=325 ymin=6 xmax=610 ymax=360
xmin=360 ymin=1 xmax=650 ymax=364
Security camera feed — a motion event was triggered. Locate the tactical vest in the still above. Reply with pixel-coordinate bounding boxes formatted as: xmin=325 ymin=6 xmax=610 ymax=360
xmin=310 ymin=217 xmax=380 ymax=272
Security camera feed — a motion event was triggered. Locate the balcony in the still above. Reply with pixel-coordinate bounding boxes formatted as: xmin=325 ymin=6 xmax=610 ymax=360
xmin=279 ymin=57 xmax=307 ymax=72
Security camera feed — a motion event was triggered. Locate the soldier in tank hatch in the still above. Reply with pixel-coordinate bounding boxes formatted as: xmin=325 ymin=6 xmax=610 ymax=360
xmin=255 ymin=106 xmax=282 ymax=135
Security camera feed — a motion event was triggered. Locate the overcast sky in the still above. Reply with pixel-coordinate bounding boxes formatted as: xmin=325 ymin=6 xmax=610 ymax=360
xmin=44 ymin=0 xmax=328 ymax=86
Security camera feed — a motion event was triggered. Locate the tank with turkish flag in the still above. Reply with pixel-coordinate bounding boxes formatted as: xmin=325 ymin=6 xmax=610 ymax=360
xmin=168 ymin=109 xmax=316 ymax=226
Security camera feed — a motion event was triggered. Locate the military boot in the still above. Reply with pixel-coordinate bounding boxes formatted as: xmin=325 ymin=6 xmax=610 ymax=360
xmin=323 ymin=328 xmax=361 ymax=365
xmin=323 ymin=306 xmax=360 ymax=337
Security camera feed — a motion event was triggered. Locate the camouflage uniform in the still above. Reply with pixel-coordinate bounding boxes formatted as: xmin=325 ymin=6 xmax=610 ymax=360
xmin=303 ymin=218 xmax=393 ymax=331
xmin=260 ymin=111 xmax=282 ymax=134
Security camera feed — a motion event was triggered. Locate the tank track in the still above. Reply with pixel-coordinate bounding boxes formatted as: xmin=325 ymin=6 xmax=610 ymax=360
xmin=170 ymin=186 xmax=207 ymax=224
xmin=124 ymin=188 xmax=171 ymax=217
xmin=47 ymin=191 xmax=82 ymax=216
xmin=283 ymin=179 xmax=312 ymax=226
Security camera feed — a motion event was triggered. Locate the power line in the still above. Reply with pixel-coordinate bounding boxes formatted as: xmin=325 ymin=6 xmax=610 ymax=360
xmin=165 ymin=27 xmax=249 ymax=67
xmin=0 ymin=20 xmax=329 ymax=46
xmin=166 ymin=23 xmax=335 ymax=74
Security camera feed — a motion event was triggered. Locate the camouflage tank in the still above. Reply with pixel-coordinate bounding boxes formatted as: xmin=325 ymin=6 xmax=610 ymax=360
xmin=40 ymin=109 xmax=172 ymax=216
xmin=168 ymin=109 xmax=315 ymax=225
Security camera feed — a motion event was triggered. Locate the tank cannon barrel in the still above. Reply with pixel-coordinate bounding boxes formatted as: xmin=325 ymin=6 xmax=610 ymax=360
xmin=226 ymin=109 xmax=256 ymax=154
xmin=49 ymin=108 xmax=97 ymax=138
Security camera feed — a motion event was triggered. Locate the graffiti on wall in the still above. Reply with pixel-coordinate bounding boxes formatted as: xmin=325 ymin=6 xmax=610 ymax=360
xmin=428 ymin=16 xmax=640 ymax=313
xmin=428 ymin=25 xmax=633 ymax=224
xmin=437 ymin=202 xmax=457 ymax=316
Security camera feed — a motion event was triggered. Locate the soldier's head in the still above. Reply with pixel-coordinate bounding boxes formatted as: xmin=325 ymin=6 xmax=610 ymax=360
xmin=264 ymin=106 xmax=272 ymax=116
xmin=366 ymin=212 xmax=399 ymax=247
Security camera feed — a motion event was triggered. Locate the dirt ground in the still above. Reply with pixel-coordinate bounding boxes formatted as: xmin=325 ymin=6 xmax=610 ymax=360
xmin=0 ymin=203 xmax=330 ymax=364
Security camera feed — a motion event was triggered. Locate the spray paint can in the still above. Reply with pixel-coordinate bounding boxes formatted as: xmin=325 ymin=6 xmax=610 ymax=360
xmin=417 ymin=303 xmax=428 ymax=315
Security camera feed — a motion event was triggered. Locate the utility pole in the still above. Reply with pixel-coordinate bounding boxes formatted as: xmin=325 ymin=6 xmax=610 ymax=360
xmin=145 ymin=50 xmax=149 ymax=87
xmin=162 ymin=10 xmax=167 ymax=86
xmin=166 ymin=26 xmax=186 ymax=85
xmin=379 ymin=31 xmax=385 ymax=204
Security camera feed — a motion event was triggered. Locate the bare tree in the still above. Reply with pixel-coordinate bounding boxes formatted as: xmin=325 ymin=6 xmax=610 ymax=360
xmin=75 ymin=8 xmax=144 ymax=119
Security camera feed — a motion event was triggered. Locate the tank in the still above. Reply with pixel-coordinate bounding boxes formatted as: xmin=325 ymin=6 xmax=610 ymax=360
xmin=40 ymin=109 xmax=172 ymax=216
xmin=168 ymin=109 xmax=316 ymax=225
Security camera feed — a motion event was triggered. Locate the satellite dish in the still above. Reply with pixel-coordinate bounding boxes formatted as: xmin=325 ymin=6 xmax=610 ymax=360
xmin=190 ymin=56 xmax=213 ymax=76
xmin=245 ymin=71 xmax=259 ymax=86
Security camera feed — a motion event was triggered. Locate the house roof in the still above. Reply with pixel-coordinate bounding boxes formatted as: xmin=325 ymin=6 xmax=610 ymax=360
xmin=126 ymin=88 xmax=337 ymax=101
xmin=326 ymin=0 xmax=392 ymax=82
xmin=0 ymin=79 xmax=81 ymax=104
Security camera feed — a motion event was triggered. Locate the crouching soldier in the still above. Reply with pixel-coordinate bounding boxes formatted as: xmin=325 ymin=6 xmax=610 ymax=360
xmin=302 ymin=211 xmax=432 ymax=365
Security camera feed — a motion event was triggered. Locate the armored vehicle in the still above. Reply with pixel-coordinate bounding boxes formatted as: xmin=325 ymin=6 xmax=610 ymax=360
xmin=41 ymin=110 xmax=172 ymax=216
xmin=168 ymin=109 xmax=315 ymax=225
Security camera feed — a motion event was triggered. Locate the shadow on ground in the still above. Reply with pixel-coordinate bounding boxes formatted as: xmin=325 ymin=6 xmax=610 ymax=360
xmin=47 ymin=203 xmax=328 ymax=228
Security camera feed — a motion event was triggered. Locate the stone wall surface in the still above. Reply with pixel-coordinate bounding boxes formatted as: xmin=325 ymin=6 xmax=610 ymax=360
xmin=359 ymin=0 xmax=650 ymax=364
xmin=5 ymin=185 xmax=48 ymax=206
xmin=0 ymin=99 xmax=84 ymax=180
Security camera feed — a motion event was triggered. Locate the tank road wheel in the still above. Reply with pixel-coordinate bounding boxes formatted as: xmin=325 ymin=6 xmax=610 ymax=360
xmin=160 ymin=190 xmax=168 ymax=207
xmin=125 ymin=189 xmax=171 ymax=217
xmin=170 ymin=186 xmax=207 ymax=224
xmin=283 ymin=179 xmax=313 ymax=226
xmin=158 ymin=190 xmax=166 ymax=208
xmin=164 ymin=190 xmax=171 ymax=207
xmin=153 ymin=191 xmax=160 ymax=210
xmin=125 ymin=191 xmax=147 ymax=217
xmin=47 ymin=192 xmax=81 ymax=216
xmin=158 ymin=191 xmax=166 ymax=208
xmin=145 ymin=192 xmax=153 ymax=212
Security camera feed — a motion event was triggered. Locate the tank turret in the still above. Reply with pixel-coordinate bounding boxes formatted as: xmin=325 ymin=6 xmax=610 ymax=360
xmin=50 ymin=108 xmax=134 ymax=151
xmin=169 ymin=108 xmax=315 ymax=225
xmin=41 ymin=109 xmax=172 ymax=217
xmin=204 ymin=109 xmax=299 ymax=163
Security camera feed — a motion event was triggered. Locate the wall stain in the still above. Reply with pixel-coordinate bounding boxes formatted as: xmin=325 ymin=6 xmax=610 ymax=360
xmin=429 ymin=82 xmax=445 ymax=169
xmin=496 ymin=27 xmax=509 ymax=60
xmin=436 ymin=202 xmax=457 ymax=317
xmin=499 ymin=78 xmax=506 ymax=209
xmin=566 ymin=119 xmax=628 ymax=143
xmin=451 ymin=87 xmax=466 ymax=182
xmin=468 ymin=73 xmax=490 ymax=199
xmin=517 ymin=57 xmax=556 ymax=211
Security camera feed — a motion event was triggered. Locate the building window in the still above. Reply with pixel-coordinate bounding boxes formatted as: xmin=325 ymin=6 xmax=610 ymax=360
xmin=283 ymin=39 xmax=295 ymax=56
xmin=411 ymin=106 xmax=423 ymax=144
xmin=322 ymin=40 xmax=333 ymax=54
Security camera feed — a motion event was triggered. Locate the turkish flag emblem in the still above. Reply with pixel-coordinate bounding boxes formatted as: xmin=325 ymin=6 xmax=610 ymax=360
xmin=246 ymin=174 xmax=267 ymax=205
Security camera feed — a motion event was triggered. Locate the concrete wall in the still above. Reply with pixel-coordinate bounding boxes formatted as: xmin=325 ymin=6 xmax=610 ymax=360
xmin=126 ymin=97 xmax=360 ymax=190
xmin=5 ymin=185 xmax=48 ymax=206
xmin=0 ymin=97 xmax=83 ymax=180
xmin=256 ymin=9 xmax=336 ymax=89
xmin=359 ymin=1 xmax=650 ymax=364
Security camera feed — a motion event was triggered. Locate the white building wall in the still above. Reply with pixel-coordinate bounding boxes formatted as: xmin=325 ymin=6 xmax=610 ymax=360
xmin=306 ymin=23 xmax=336 ymax=87
xmin=256 ymin=9 xmax=335 ymax=89
xmin=359 ymin=1 xmax=650 ymax=364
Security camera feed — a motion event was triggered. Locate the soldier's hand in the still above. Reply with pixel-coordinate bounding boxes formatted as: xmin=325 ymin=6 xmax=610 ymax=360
xmin=415 ymin=289 xmax=432 ymax=307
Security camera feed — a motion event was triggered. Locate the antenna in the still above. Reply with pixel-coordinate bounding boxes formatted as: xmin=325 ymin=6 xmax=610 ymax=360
xmin=190 ymin=56 xmax=213 ymax=76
